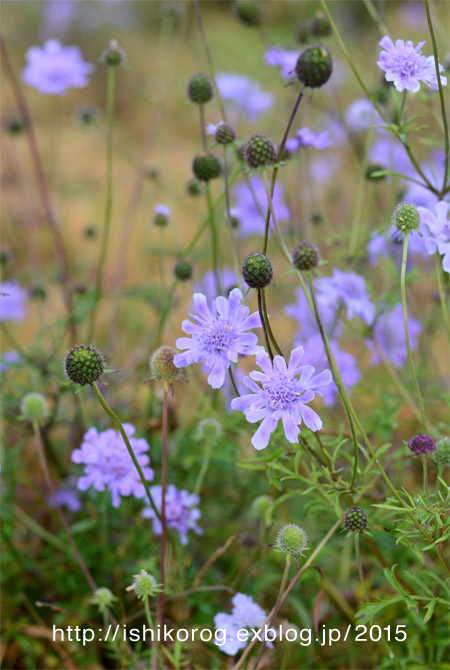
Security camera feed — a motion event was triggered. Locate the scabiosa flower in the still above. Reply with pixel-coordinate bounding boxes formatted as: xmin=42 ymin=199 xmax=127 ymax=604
xmin=216 ymin=72 xmax=274 ymax=122
xmin=286 ymin=287 xmax=338 ymax=340
xmin=173 ymin=289 xmax=261 ymax=389
xmin=368 ymin=131 xmax=411 ymax=175
xmin=408 ymin=434 xmax=437 ymax=455
xmin=71 ymin=425 xmax=154 ymax=508
xmin=404 ymin=149 xmax=446 ymax=209
xmin=296 ymin=127 xmax=332 ymax=149
xmin=0 ymin=350 xmax=21 ymax=372
xmin=264 ymin=46 xmax=298 ymax=80
xmin=142 ymin=484 xmax=202 ymax=545
xmin=194 ymin=268 xmax=241 ymax=302
xmin=22 ymin=39 xmax=94 ymax=95
xmin=367 ymin=226 xmax=428 ymax=267
xmin=368 ymin=304 xmax=421 ymax=367
xmin=345 ymin=99 xmax=382 ymax=132
xmin=377 ymin=36 xmax=447 ymax=92
xmin=231 ymin=346 xmax=332 ymax=450
xmin=275 ymin=523 xmax=308 ymax=556
xmin=315 ymin=270 xmax=375 ymax=324
xmin=418 ymin=201 xmax=450 ymax=272
xmin=48 ymin=478 xmax=82 ymax=513
xmin=214 ymin=593 xmax=273 ymax=656
xmin=0 ymin=282 xmax=28 ymax=323
xmin=232 ymin=176 xmax=290 ymax=237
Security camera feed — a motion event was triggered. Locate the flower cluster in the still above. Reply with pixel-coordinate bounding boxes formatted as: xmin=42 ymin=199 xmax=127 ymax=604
xmin=286 ymin=127 xmax=332 ymax=154
xmin=368 ymin=304 xmax=421 ymax=368
xmin=214 ymin=593 xmax=272 ymax=656
xmin=142 ymin=484 xmax=202 ymax=545
xmin=71 ymin=425 xmax=154 ymax=507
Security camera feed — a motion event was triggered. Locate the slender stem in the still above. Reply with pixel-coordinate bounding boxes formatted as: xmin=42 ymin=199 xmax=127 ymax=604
xmin=228 ymin=366 xmax=239 ymax=398
xmin=423 ymin=0 xmax=449 ymax=194
xmin=92 ymin=382 xmax=161 ymax=522
xmin=89 ymin=65 xmax=117 ymax=341
xmin=362 ymin=0 xmax=390 ymax=35
xmin=205 ymin=183 xmax=221 ymax=295
xmin=158 ymin=384 xmax=169 ymax=628
xmin=354 ymin=534 xmax=370 ymax=602
xmin=199 ymin=104 xmax=207 ymax=151
xmin=422 ymin=453 xmax=432 ymax=506
xmin=435 ymin=252 xmax=450 ymax=342
xmin=261 ymin=288 xmax=284 ymax=357
xmin=400 ymin=234 xmax=428 ymax=431
xmin=257 ymin=289 xmax=274 ymax=361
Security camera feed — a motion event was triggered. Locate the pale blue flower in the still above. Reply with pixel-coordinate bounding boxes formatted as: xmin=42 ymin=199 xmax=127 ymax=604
xmin=418 ymin=201 xmax=450 ymax=272
xmin=216 ymin=73 xmax=274 ymax=122
xmin=214 ymin=592 xmax=272 ymax=656
xmin=368 ymin=304 xmax=421 ymax=367
xmin=0 ymin=282 xmax=28 ymax=323
xmin=232 ymin=176 xmax=290 ymax=237
xmin=22 ymin=39 xmax=94 ymax=95
xmin=377 ymin=36 xmax=447 ymax=92
xmin=142 ymin=484 xmax=202 ymax=545
xmin=264 ymin=46 xmax=298 ymax=79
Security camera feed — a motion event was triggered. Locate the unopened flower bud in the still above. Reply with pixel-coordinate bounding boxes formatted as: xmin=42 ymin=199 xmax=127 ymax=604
xmin=101 ymin=39 xmax=126 ymax=66
xmin=408 ymin=434 xmax=436 ymax=455
xmin=90 ymin=587 xmax=117 ymax=613
xmin=245 ymin=134 xmax=276 ymax=169
xmin=296 ymin=44 xmax=333 ymax=88
xmin=192 ymin=154 xmax=221 ymax=181
xmin=275 ymin=524 xmax=308 ymax=555
xmin=235 ymin=0 xmax=262 ymax=26
xmin=149 ymin=346 xmax=179 ymax=382
xmin=187 ymin=73 xmax=213 ymax=104
xmin=64 ymin=345 xmax=105 ymax=386
xmin=393 ymin=202 xmax=420 ymax=235
xmin=174 ymin=259 xmax=193 ymax=281
xmin=345 ymin=506 xmax=368 ymax=533
xmin=215 ymin=123 xmax=236 ymax=145
xmin=432 ymin=437 xmax=450 ymax=467
xmin=126 ymin=570 xmax=162 ymax=600
xmin=20 ymin=392 xmax=48 ymax=423
xmin=292 ymin=241 xmax=320 ymax=271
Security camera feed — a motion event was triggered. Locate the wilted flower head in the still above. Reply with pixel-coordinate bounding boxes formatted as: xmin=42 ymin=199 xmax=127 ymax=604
xmin=214 ymin=593 xmax=273 ymax=656
xmin=22 ymin=39 xmax=94 ymax=94
xmin=0 ymin=282 xmax=28 ymax=323
xmin=377 ymin=36 xmax=447 ymax=92
xmin=418 ymin=201 xmax=450 ymax=272
xmin=173 ymin=289 xmax=261 ymax=389
xmin=142 ymin=484 xmax=202 ymax=545
xmin=368 ymin=304 xmax=421 ymax=368
xmin=71 ymin=425 xmax=154 ymax=507
xmin=231 ymin=346 xmax=332 ymax=450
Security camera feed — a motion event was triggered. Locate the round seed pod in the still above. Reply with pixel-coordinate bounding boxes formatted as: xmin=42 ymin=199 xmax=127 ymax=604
xmin=292 ymin=241 xmax=321 ymax=271
xmin=276 ymin=524 xmax=308 ymax=555
xmin=345 ymin=506 xmax=368 ymax=533
xmin=20 ymin=392 xmax=48 ymax=422
xmin=393 ymin=202 xmax=420 ymax=235
xmin=64 ymin=345 xmax=105 ymax=386
xmin=242 ymin=252 xmax=273 ymax=289
xmin=192 ymin=153 xmax=221 ymax=181
xmin=187 ymin=73 xmax=213 ymax=104
xmin=215 ymin=123 xmax=236 ymax=145
xmin=235 ymin=0 xmax=262 ymax=26
xmin=245 ymin=134 xmax=277 ymax=169
xmin=295 ymin=44 xmax=333 ymax=88
xmin=149 ymin=346 xmax=179 ymax=382
xmin=174 ymin=259 xmax=193 ymax=281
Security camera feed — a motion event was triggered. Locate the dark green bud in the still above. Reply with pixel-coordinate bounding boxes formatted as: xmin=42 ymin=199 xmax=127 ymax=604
xmin=292 ymin=241 xmax=320 ymax=271
xmin=345 ymin=506 xmax=368 ymax=533
xmin=235 ymin=0 xmax=262 ymax=26
xmin=64 ymin=345 xmax=105 ymax=386
xmin=242 ymin=252 xmax=273 ymax=289
xmin=296 ymin=45 xmax=333 ymax=88
xmin=174 ymin=259 xmax=193 ymax=281
xmin=245 ymin=134 xmax=276 ymax=169
xmin=215 ymin=123 xmax=236 ymax=145
xmin=187 ymin=73 xmax=213 ymax=104
xmin=192 ymin=154 xmax=221 ymax=181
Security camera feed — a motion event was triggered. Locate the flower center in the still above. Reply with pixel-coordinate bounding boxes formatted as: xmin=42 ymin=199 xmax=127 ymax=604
xmin=262 ymin=375 xmax=300 ymax=410
xmin=201 ymin=320 xmax=236 ymax=353
xmin=396 ymin=52 xmax=420 ymax=77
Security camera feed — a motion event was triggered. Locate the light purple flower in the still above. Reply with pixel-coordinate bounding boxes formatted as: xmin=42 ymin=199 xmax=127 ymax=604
xmin=297 ymin=335 xmax=360 ymax=407
xmin=345 ymin=99 xmax=382 ymax=132
xmin=367 ymin=226 xmax=429 ymax=267
xmin=154 ymin=204 xmax=171 ymax=218
xmin=315 ymin=270 xmax=375 ymax=324
xmin=232 ymin=176 xmax=290 ymax=237
xmin=404 ymin=149 xmax=446 ymax=209
xmin=264 ymin=46 xmax=298 ymax=79
xmin=214 ymin=592 xmax=272 ymax=656
xmin=0 ymin=282 xmax=28 ymax=323
xmin=48 ymin=478 xmax=82 ymax=512
xmin=216 ymin=73 xmax=274 ymax=122
xmin=367 ymin=234 xmax=389 ymax=266
xmin=194 ymin=268 xmax=241 ymax=303
xmin=368 ymin=304 xmax=421 ymax=367
xmin=398 ymin=2 xmax=425 ymax=29
xmin=287 ymin=127 xmax=332 ymax=153
xmin=71 ymin=424 xmax=154 ymax=508
xmin=231 ymin=346 xmax=332 ymax=450
xmin=368 ymin=131 xmax=411 ymax=175
xmin=286 ymin=287 xmax=339 ymax=340
xmin=309 ymin=155 xmax=340 ymax=183
xmin=22 ymin=39 xmax=94 ymax=95
xmin=174 ymin=289 xmax=261 ymax=389
xmin=418 ymin=201 xmax=450 ymax=272
xmin=142 ymin=484 xmax=202 ymax=545
xmin=0 ymin=351 xmax=21 ymax=372
xmin=377 ymin=36 xmax=447 ymax=93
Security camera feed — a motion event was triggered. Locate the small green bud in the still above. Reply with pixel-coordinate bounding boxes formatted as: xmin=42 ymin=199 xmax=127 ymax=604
xmin=275 ymin=524 xmax=308 ymax=555
xmin=186 ymin=179 xmax=202 ymax=196
xmin=432 ymin=437 xmax=450 ymax=467
xmin=101 ymin=39 xmax=126 ymax=66
xmin=235 ymin=0 xmax=262 ymax=26
xmin=192 ymin=154 xmax=221 ymax=182
xmin=84 ymin=225 xmax=98 ymax=239
xmin=0 ymin=249 xmax=13 ymax=268
xmin=149 ymin=346 xmax=179 ymax=382
xmin=20 ymin=392 xmax=48 ymax=423
xmin=245 ymin=134 xmax=276 ymax=170
xmin=126 ymin=570 xmax=162 ymax=600
xmin=29 ymin=284 xmax=47 ymax=300
xmin=174 ymin=259 xmax=193 ymax=281
xmin=310 ymin=11 xmax=331 ymax=37
xmin=75 ymin=104 xmax=99 ymax=125
xmin=296 ymin=21 xmax=312 ymax=44
xmin=242 ymin=252 xmax=273 ymax=289
xmin=250 ymin=495 xmax=273 ymax=523
xmin=345 ymin=506 xmax=368 ymax=534
xmin=90 ymin=587 xmax=117 ymax=613
xmin=392 ymin=202 xmax=420 ymax=235
xmin=64 ymin=345 xmax=105 ymax=386
xmin=215 ymin=123 xmax=236 ymax=145
xmin=295 ymin=44 xmax=333 ymax=88
xmin=187 ymin=73 xmax=213 ymax=104
xmin=5 ymin=114 xmax=26 ymax=135
xmin=292 ymin=241 xmax=321 ymax=271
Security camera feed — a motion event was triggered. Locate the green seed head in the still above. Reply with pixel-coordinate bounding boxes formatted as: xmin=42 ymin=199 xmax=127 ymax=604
xmin=186 ymin=179 xmax=202 ymax=196
xmin=393 ymin=202 xmax=420 ymax=235
xmin=296 ymin=21 xmax=312 ymax=44
xmin=250 ymin=495 xmax=273 ymax=520
xmin=90 ymin=587 xmax=117 ymax=613
xmin=242 ymin=252 xmax=273 ymax=289
xmin=295 ymin=44 xmax=333 ymax=88
xmin=235 ymin=0 xmax=262 ymax=26
xmin=345 ymin=506 xmax=368 ymax=533
xmin=6 ymin=114 xmax=26 ymax=135
xmin=20 ymin=392 xmax=48 ymax=422
xmin=245 ymin=134 xmax=276 ymax=169
xmin=215 ymin=123 xmax=236 ymax=145
xmin=276 ymin=524 xmax=308 ymax=555
xmin=192 ymin=154 xmax=221 ymax=182
xmin=127 ymin=570 xmax=162 ymax=600
xmin=64 ymin=345 xmax=105 ymax=386
xmin=187 ymin=73 xmax=213 ymax=104
xmin=173 ymin=259 xmax=193 ymax=281
xmin=432 ymin=438 xmax=450 ymax=467
xmin=149 ymin=346 xmax=179 ymax=382
xmin=292 ymin=241 xmax=321 ymax=271
xmin=310 ymin=11 xmax=331 ymax=37
xmin=101 ymin=39 xmax=126 ymax=66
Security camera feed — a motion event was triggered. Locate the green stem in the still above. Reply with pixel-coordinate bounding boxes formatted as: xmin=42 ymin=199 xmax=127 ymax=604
xmin=400 ymin=234 xmax=428 ymax=431
xmin=373 ymin=340 xmax=422 ymax=422
xmin=158 ymin=385 xmax=169 ymax=629
xmin=422 ymin=453 xmax=432 ymax=506
xmin=92 ymin=382 xmax=161 ymax=522
xmin=199 ymin=104 xmax=207 ymax=151
xmin=261 ymin=289 xmax=283 ymax=357
xmin=423 ymin=0 xmax=449 ymax=194
xmin=257 ymin=289 xmax=274 ymax=361
xmin=89 ymin=65 xmax=116 ymax=341
xmin=354 ymin=534 xmax=369 ymax=602
xmin=435 ymin=252 xmax=450 ymax=342
xmin=205 ymin=182 xmax=221 ymax=295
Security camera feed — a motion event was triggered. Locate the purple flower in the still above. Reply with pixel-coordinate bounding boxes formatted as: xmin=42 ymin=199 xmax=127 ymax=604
xmin=71 ymin=424 xmax=154 ymax=508
xmin=48 ymin=478 xmax=82 ymax=512
xmin=232 ymin=176 xmax=290 ymax=237
xmin=345 ymin=99 xmax=382 ymax=132
xmin=216 ymin=73 xmax=274 ymax=122
xmin=0 ymin=282 xmax=28 ymax=323
xmin=398 ymin=2 xmax=425 ymax=29
xmin=404 ymin=150 xmax=445 ymax=209
xmin=367 ymin=225 xmax=429 ymax=267
xmin=367 ymin=234 xmax=389 ymax=266
xmin=0 ymin=351 xmax=21 ymax=372
xmin=287 ymin=127 xmax=332 ymax=153
xmin=214 ymin=593 xmax=272 ymax=656
xmin=174 ymin=289 xmax=261 ymax=389
xmin=22 ymin=40 xmax=94 ymax=95
xmin=315 ymin=270 xmax=375 ymax=324
xmin=194 ymin=268 xmax=241 ymax=303
xmin=418 ymin=201 xmax=450 ymax=272
xmin=377 ymin=36 xmax=447 ymax=93
xmin=309 ymin=155 xmax=340 ymax=183
xmin=154 ymin=203 xmax=171 ymax=218
xmin=231 ymin=346 xmax=332 ymax=450
xmin=286 ymin=287 xmax=339 ymax=340
xmin=297 ymin=335 xmax=360 ymax=407
xmin=264 ymin=46 xmax=298 ymax=79
xmin=142 ymin=484 xmax=202 ymax=545
xmin=368 ymin=132 xmax=411 ymax=175
xmin=368 ymin=304 xmax=421 ymax=367
xmin=408 ymin=434 xmax=436 ymax=455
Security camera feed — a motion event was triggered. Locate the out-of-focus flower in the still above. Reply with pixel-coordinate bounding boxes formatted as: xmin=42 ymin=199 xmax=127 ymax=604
xmin=287 ymin=127 xmax=332 ymax=154
xmin=297 ymin=334 xmax=360 ymax=407
xmin=194 ymin=268 xmax=241 ymax=303
xmin=232 ymin=176 xmax=290 ymax=237
xmin=0 ymin=351 xmax=21 ymax=372
xmin=368 ymin=131 xmax=411 ymax=175
xmin=142 ymin=484 xmax=202 ymax=545
xmin=404 ymin=150 xmax=446 ymax=209
xmin=408 ymin=434 xmax=436 ymax=455
xmin=309 ymin=154 xmax=340 ymax=183
xmin=22 ymin=39 xmax=94 ymax=95
xmin=231 ymin=346 xmax=332 ymax=450
xmin=264 ymin=46 xmax=298 ymax=79
xmin=214 ymin=593 xmax=273 ymax=656
xmin=286 ymin=287 xmax=340 ymax=340
xmin=174 ymin=289 xmax=261 ymax=389
xmin=71 ymin=425 xmax=154 ymax=508
xmin=377 ymin=36 xmax=447 ymax=92
xmin=345 ymin=98 xmax=381 ymax=132
xmin=398 ymin=2 xmax=425 ymax=29
xmin=0 ymin=282 xmax=28 ymax=323
xmin=368 ymin=304 xmax=421 ymax=367
xmin=367 ymin=225 xmax=429 ymax=267
xmin=153 ymin=204 xmax=171 ymax=227
xmin=418 ymin=201 xmax=450 ymax=272
xmin=315 ymin=270 xmax=375 ymax=324
xmin=48 ymin=478 xmax=82 ymax=512
xmin=216 ymin=73 xmax=274 ymax=122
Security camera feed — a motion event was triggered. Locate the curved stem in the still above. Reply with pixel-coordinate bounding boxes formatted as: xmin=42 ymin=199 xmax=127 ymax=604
xmin=205 ymin=182 xmax=221 ymax=295
xmin=400 ymin=234 xmax=428 ymax=431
